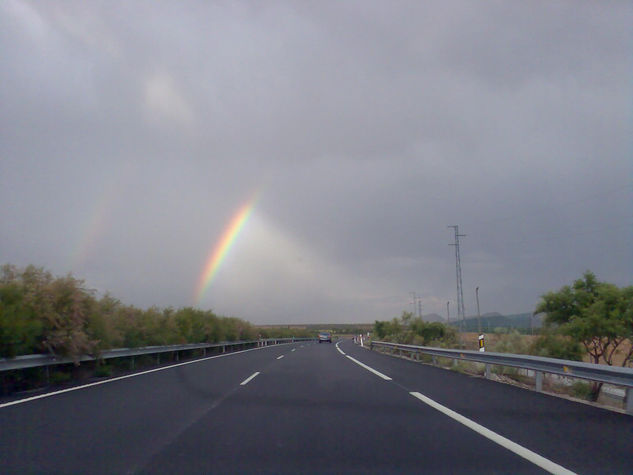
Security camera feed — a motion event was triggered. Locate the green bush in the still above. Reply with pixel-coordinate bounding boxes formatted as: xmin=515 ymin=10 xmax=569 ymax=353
xmin=530 ymin=333 xmax=583 ymax=361
xmin=491 ymin=330 xmax=530 ymax=354
xmin=571 ymin=381 xmax=593 ymax=400
xmin=373 ymin=312 xmax=457 ymax=347
xmin=94 ymin=364 xmax=112 ymax=378
xmin=50 ymin=371 xmax=71 ymax=384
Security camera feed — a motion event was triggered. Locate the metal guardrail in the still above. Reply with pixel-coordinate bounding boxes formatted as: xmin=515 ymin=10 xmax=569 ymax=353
xmin=370 ymin=340 xmax=633 ymax=415
xmin=0 ymin=338 xmax=314 ymax=372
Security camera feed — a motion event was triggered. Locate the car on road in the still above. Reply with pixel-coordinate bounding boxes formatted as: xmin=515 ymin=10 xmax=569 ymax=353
xmin=318 ymin=331 xmax=332 ymax=343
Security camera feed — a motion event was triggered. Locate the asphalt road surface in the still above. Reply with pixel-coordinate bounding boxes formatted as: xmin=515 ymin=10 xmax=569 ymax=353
xmin=1 ymin=339 xmax=631 ymax=474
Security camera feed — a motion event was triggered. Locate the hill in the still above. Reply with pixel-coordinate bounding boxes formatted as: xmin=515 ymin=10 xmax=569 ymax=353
xmin=422 ymin=313 xmax=445 ymax=323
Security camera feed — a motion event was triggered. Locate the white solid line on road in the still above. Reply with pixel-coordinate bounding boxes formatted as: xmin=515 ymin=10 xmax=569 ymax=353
xmin=240 ymin=372 xmax=260 ymax=386
xmin=291 ymin=349 xmax=296 ymax=352
xmin=409 ymin=392 xmax=576 ymax=475
xmin=276 ymin=355 xmax=284 ymax=360
xmin=0 ymin=346 xmax=269 ymax=410
xmin=335 ymin=342 xmax=346 ymax=355
xmin=345 ymin=355 xmax=391 ymax=380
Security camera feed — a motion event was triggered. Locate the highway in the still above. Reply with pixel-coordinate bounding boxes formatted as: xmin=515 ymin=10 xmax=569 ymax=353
xmin=0 ymin=339 xmax=631 ymax=474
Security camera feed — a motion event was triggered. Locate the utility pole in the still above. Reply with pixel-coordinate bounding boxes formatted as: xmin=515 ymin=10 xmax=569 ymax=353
xmin=448 ymin=225 xmax=466 ymax=338
xmin=418 ymin=298 xmax=422 ymax=319
xmin=446 ymin=301 xmax=450 ymax=323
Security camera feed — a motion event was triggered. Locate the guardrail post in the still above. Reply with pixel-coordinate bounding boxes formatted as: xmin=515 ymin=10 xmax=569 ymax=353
xmin=45 ymin=365 xmax=50 ymax=384
xmin=432 ymin=356 xmax=437 ymax=366
xmin=535 ymin=371 xmax=543 ymax=392
xmin=130 ymin=357 xmax=135 ymax=370
xmin=156 ymin=354 xmax=160 ymax=365
xmin=626 ymin=388 xmax=633 ymax=416
xmin=485 ymin=364 xmax=491 ymax=379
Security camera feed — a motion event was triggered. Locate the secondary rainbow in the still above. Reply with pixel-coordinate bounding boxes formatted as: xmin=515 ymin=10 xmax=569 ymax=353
xmin=194 ymin=196 xmax=257 ymax=305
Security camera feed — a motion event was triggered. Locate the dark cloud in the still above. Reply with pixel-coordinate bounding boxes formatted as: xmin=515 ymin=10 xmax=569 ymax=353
xmin=1 ymin=0 xmax=631 ymax=324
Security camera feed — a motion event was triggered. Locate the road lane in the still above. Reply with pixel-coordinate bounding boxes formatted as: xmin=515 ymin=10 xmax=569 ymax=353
xmin=142 ymin=340 xmax=543 ymax=474
xmin=340 ymin=339 xmax=633 ymax=473
xmin=0 ymin=343 xmax=306 ymax=474
xmin=1 ymin=339 xmax=630 ymax=473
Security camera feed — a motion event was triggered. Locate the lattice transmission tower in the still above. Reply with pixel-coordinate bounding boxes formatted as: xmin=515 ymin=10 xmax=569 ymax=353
xmin=448 ymin=225 xmax=466 ymax=333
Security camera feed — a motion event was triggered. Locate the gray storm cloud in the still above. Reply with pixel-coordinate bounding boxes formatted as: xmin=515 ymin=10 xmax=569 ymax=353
xmin=1 ymin=0 xmax=631 ymax=324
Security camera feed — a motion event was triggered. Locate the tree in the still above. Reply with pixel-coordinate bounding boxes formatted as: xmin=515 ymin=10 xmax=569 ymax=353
xmin=618 ymin=286 xmax=633 ymax=367
xmin=373 ymin=320 xmax=388 ymax=339
xmin=40 ymin=274 xmax=98 ymax=363
xmin=0 ymin=269 xmax=43 ymax=357
xmin=535 ymin=271 xmax=633 ymax=400
xmin=530 ymin=332 xmax=583 ymax=361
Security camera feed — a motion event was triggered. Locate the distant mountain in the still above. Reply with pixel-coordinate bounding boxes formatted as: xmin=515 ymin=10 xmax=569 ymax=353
xmin=481 ymin=312 xmax=503 ymax=318
xmin=422 ymin=313 xmax=445 ymax=323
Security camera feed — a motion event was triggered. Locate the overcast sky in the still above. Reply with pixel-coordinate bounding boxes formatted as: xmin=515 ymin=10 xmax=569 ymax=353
xmin=1 ymin=1 xmax=631 ymax=324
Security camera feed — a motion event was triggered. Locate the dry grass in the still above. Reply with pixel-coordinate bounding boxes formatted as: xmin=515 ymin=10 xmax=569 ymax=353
xmin=461 ymin=331 xmax=633 ymax=367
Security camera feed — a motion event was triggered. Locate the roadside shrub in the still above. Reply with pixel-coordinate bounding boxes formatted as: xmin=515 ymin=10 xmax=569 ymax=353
xmin=50 ymin=371 xmax=71 ymax=384
xmin=374 ymin=312 xmax=457 ymax=347
xmin=94 ymin=364 xmax=112 ymax=378
xmin=530 ymin=333 xmax=583 ymax=361
xmin=571 ymin=381 xmax=593 ymax=400
xmin=491 ymin=330 xmax=530 ymax=354
xmin=0 ymin=264 xmax=265 ymax=360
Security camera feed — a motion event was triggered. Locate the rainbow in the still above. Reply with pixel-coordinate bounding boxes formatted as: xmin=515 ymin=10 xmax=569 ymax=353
xmin=70 ymin=163 xmax=137 ymax=272
xmin=194 ymin=195 xmax=258 ymax=305
xmin=70 ymin=177 xmax=122 ymax=271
